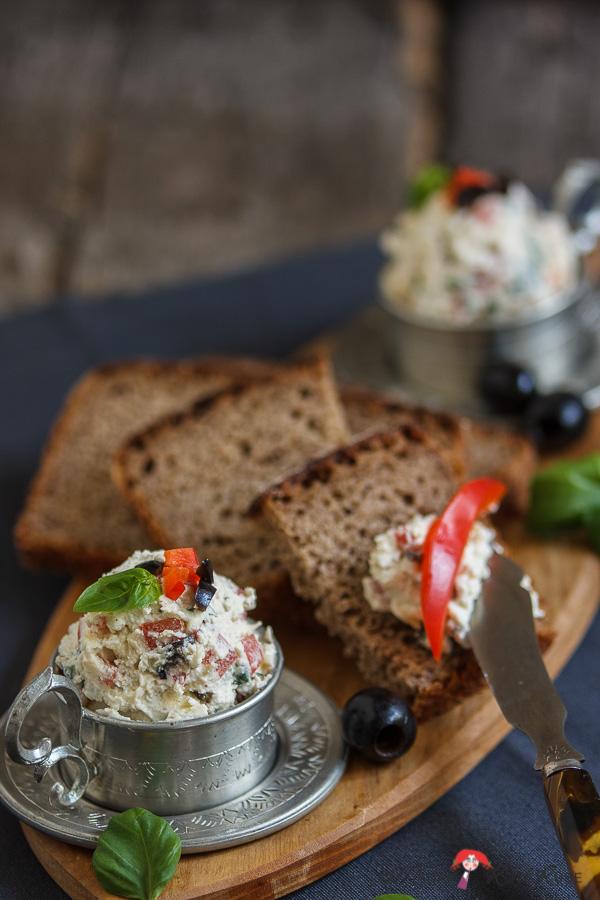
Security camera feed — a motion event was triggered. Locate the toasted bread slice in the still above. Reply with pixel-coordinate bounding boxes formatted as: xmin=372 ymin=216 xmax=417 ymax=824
xmin=261 ymin=425 xmax=549 ymax=720
xmin=341 ymin=385 xmax=465 ymax=478
xmin=261 ymin=425 xmax=469 ymax=719
xmin=341 ymin=384 xmax=535 ymax=514
xmin=114 ymin=357 xmax=350 ymax=587
xmin=15 ymin=357 xmax=277 ymax=573
xmin=460 ymin=418 xmax=536 ymax=514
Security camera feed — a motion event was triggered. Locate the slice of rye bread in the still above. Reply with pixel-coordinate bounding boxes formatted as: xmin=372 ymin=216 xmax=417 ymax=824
xmin=459 ymin=417 xmax=537 ymax=514
xmin=341 ymin=385 xmax=465 ymax=478
xmin=341 ymin=385 xmax=535 ymax=514
xmin=15 ymin=357 xmax=279 ymax=573
xmin=113 ymin=357 xmax=351 ymax=588
xmin=260 ymin=426 xmax=552 ymax=721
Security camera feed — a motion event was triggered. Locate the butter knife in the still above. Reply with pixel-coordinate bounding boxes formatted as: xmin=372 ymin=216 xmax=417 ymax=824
xmin=469 ymin=553 xmax=600 ymax=899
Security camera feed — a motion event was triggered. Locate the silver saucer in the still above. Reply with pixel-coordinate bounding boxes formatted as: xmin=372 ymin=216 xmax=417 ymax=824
xmin=0 ymin=669 xmax=346 ymax=853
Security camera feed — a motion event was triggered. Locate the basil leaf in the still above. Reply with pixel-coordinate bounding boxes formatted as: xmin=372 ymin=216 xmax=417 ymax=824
xmin=407 ymin=164 xmax=450 ymax=209
xmin=74 ymin=568 xmax=161 ymax=614
xmin=528 ymin=472 xmax=600 ymax=531
xmin=584 ymin=507 xmax=600 ymax=555
xmin=527 ymin=454 xmax=600 ymax=534
xmin=373 ymin=895 xmax=417 ymax=900
xmin=92 ymin=808 xmax=181 ymax=900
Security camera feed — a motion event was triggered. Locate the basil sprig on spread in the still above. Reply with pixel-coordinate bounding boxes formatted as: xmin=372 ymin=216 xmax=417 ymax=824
xmin=407 ymin=164 xmax=450 ymax=209
xmin=92 ymin=808 xmax=181 ymax=900
xmin=528 ymin=453 xmax=600 ymax=552
xmin=74 ymin=567 xmax=161 ymax=614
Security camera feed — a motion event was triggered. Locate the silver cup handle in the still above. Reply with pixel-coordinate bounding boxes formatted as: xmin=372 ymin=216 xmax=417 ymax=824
xmin=5 ymin=666 xmax=90 ymax=807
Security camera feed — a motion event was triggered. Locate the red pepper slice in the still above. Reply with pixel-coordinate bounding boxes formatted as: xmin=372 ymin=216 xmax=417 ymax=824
xmin=420 ymin=478 xmax=507 ymax=661
xmin=164 ymin=548 xmax=200 ymax=569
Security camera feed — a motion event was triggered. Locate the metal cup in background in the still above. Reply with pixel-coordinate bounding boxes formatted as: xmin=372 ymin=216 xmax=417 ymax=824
xmin=379 ymin=280 xmax=599 ymax=413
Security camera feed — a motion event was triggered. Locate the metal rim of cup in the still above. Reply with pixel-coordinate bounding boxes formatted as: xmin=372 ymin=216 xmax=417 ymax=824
xmin=51 ymin=636 xmax=284 ymax=732
xmin=377 ymin=276 xmax=592 ymax=337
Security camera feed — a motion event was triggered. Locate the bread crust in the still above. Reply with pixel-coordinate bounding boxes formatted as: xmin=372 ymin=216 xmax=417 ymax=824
xmin=459 ymin=417 xmax=537 ymax=514
xmin=341 ymin=384 xmax=466 ymax=479
xmin=15 ymin=356 xmax=281 ymax=573
xmin=340 ymin=383 xmax=536 ymax=515
xmin=261 ymin=421 xmax=441 ymax=502
xmin=113 ymin=356 xmax=349 ymax=534
xmin=112 ymin=356 xmax=350 ymax=586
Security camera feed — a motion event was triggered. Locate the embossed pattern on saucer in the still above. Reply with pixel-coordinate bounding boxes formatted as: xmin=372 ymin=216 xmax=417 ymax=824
xmin=0 ymin=669 xmax=347 ymax=853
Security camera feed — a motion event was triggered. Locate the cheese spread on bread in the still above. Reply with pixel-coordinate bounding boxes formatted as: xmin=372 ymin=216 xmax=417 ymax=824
xmin=56 ymin=550 xmax=276 ymax=722
xmin=363 ymin=514 xmax=543 ymax=645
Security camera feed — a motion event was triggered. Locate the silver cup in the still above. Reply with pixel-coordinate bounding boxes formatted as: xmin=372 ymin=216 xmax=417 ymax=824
xmin=4 ymin=642 xmax=283 ymax=816
xmin=379 ymin=280 xmax=599 ymax=411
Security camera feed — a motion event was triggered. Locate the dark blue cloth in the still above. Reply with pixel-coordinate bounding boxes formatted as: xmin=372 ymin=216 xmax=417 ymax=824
xmin=0 ymin=240 xmax=594 ymax=899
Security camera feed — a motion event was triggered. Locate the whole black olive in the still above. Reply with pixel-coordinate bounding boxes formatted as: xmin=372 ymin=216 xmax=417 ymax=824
xmin=342 ymin=688 xmax=416 ymax=763
xmin=522 ymin=391 xmax=589 ymax=452
xmin=479 ymin=362 xmax=537 ymax=414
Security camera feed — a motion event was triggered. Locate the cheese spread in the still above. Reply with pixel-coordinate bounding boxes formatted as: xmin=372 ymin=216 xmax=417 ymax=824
xmin=56 ymin=550 xmax=276 ymax=722
xmin=380 ymin=182 xmax=577 ymax=324
xmin=363 ymin=514 xmax=543 ymax=646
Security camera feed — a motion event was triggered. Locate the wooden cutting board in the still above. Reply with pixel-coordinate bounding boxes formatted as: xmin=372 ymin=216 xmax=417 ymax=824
xmin=19 ymin=528 xmax=600 ymax=899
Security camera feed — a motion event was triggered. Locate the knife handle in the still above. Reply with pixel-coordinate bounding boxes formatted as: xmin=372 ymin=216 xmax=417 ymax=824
xmin=544 ymin=767 xmax=600 ymax=898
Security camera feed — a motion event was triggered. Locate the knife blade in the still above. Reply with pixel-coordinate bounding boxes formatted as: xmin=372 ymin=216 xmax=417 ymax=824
xmin=469 ymin=553 xmax=600 ymax=899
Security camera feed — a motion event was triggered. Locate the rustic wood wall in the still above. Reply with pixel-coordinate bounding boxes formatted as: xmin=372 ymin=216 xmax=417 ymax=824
xmin=0 ymin=0 xmax=598 ymax=314
xmin=446 ymin=0 xmax=600 ymax=190
xmin=0 ymin=0 xmax=417 ymax=312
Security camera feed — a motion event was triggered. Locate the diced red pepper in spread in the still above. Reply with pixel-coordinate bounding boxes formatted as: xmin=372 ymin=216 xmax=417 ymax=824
xmin=164 ymin=548 xmax=200 ymax=569
xmin=94 ymin=616 xmax=110 ymax=637
xmin=162 ymin=565 xmax=199 ymax=600
xmin=216 ymin=650 xmax=237 ymax=677
xmin=203 ymin=634 xmax=238 ymax=677
xmin=420 ymin=478 xmax=507 ymax=662
xmin=445 ymin=166 xmax=496 ymax=207
xmin=162 ymin=567 xmax=188 ymax=600
xmin=100 ymin=665 xmax=117 ymax=687
xmin=161 ymin=550 xmax=201 ymax=600
xmin=242 ymin=634 xmax=263 ymax=673
xmin=203 ymin=648 xmax=238 ymax=677
xmin=98 ymin=652 xmax=118 ymax=686
xmin=395 ymin=531 xmax=408 ymax=548
xmin=141 ymin=617 xmax=186 ymax=649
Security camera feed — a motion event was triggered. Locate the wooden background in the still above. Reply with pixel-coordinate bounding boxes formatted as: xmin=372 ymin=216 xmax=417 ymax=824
xmin=1 ymin=0 xmax=599 ymax=314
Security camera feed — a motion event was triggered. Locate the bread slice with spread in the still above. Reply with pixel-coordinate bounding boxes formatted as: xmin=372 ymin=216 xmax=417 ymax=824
xmin=261 ymin=425 xmax=551 ymax=721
